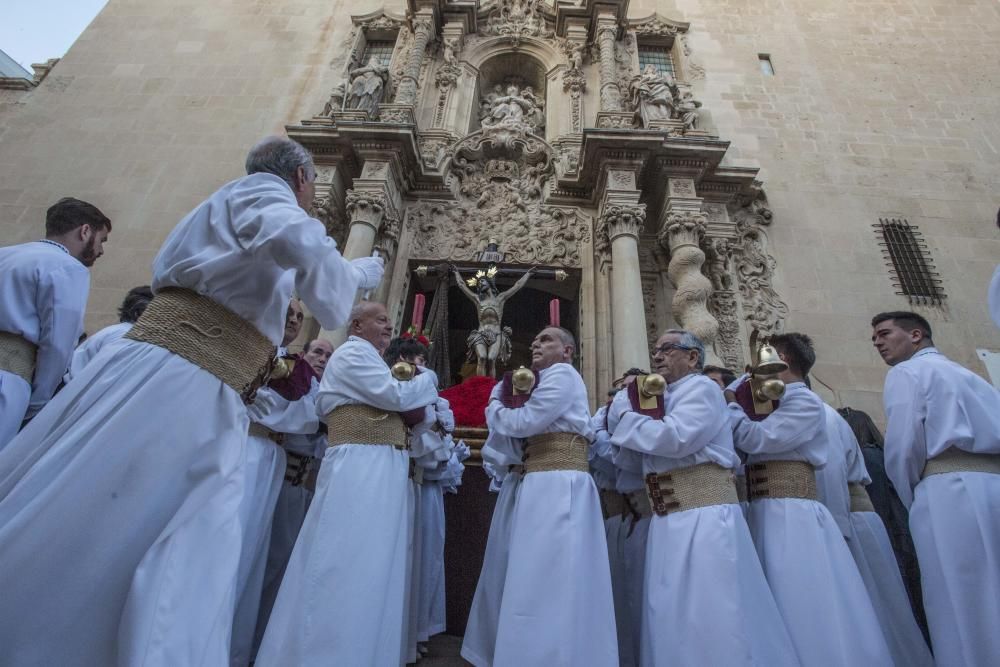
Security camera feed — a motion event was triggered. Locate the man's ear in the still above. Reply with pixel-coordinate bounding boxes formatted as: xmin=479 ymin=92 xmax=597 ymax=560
xmin=78 ymin=223 xmax=94 ymax=242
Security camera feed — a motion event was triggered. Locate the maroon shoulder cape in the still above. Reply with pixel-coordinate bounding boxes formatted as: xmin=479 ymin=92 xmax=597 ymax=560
xmin=626 ymin=380 xmax=665 ymax=420
xmin=734 ymin=380 xmax=779 ymax=422
xmin=499 ymin=368 xmax=541 ymax=409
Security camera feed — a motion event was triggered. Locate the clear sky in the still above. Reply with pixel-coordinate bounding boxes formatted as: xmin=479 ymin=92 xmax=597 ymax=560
xmin=0 ymin=1 xmax=109 ymax=69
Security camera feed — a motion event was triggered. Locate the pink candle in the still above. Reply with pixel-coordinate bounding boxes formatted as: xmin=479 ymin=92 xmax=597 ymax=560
xmin=549 ymin=298 xmax=560 ymax=327
xmin=412 ymin=293 xmax=426 ymax=332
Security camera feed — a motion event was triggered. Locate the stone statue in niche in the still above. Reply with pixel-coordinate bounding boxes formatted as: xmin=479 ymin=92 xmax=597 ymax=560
xmin=346 ymin=57 xmax=390 ymax=116
xmin=629 ymin=64 xmax=679 ymax=126
xmin=322 ymin=82 xmax=347 ymax=116
xmin=678 ymin=90 xmax=702 ymax=130
xmin=480 ymin=83 xmax=545 ymax=133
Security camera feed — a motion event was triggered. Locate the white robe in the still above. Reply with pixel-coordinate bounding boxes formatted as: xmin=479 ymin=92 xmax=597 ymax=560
xmin=883 ymin=347 xmax=1000 ymax=666
xmin=0 ymin=173 xmax=361 ymax=667
xmin=590 ymin=404 xmax=635 ymax=667
xmin=230 ymin=385 xmax=319 ymax=667
xmin=64 ymin=321 xmax=132 ymax=383
xmin=817 ymin=404 xmax=853 ymax=538
xmin=255 ymin=336 xmax=439 ymax=667
xmin=486 ymin=363 xmax=618 ymax=667
xmin=729 ymin=381 xmax=892 ymax=666
xmin=461 ymin=425 xmax=525 ymax=667
xmin=611 ymin=374 xmax=799 ymax=666
xmin=0 ymin=239 xmax=89 ymax=447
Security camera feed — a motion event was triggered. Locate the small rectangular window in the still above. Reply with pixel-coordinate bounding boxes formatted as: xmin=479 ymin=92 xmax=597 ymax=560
xmin=875 ymin=218 xmax=946 ymax=305
xmin=758 ymin=54 xmax=774 ymax=76
xmin=361 ymin=40 xmax=396 ymax=67
xmin=638 ymin=46 xmax=675 ymax=78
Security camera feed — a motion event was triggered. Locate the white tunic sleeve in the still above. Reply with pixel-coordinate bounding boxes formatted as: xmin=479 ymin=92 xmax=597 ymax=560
xmin=611 ymin=379 xmax=720 ymax=459
xmin=250 ymin=386 xmax=320 ymax=435
xmin=728 ymin=388 xmax=823 ymax=456
xmin=29 ymin=264 xmax=90 ymax=416
xmin=486 ymin=364 xmax=570 ymax=438
xmin=882 ymin=365 xmax=925 ymax=507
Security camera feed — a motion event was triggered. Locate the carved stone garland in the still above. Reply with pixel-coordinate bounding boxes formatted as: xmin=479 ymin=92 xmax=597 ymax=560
xmin=704 ymin=238 xmax=744 ymax=370
xmin=730 ymin=187 xmax=788 ymax=336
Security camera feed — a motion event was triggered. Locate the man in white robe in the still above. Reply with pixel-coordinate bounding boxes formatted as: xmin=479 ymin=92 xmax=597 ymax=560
xmin=726 ymin=332 xmax=892 ymax=665
xmin=255 ymin=301 xmax=440 ymax=667
xmin=873 ymin=310 xmax=1000 ymax=666
xmin=64 ymin=285 xmax=152 ymax=383
xmin=611 ymin=330 xmax=798 ymax=666
xmin=0 ymin=197 xmax=110 ymax=448
xmin=0 ymin=136 xmax=382 ymax=666
xmin=474 ymin=326 xmax=618 ymax=666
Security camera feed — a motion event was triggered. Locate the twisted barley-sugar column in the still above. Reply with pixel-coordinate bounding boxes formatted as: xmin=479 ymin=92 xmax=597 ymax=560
xmin=394 ymin=16 xmax=434 ymax=107
xmin=661 ymin=211 xmax=720 ymax=355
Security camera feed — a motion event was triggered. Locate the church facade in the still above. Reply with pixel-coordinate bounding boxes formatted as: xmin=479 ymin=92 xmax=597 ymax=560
xmin=1 ymin=0 xmax=998 ymax=424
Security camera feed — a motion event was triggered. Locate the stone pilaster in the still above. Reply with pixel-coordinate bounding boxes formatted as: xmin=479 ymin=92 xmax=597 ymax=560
xmin=394 ymin=11 xmax=435 ymax=107
xmin=595 ymin=14 xmax=621 ymax=112
xmin=658 ymin=176 xmax=719 ymax=359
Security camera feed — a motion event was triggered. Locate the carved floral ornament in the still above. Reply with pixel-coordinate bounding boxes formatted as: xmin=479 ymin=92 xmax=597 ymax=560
xmin=600 ymin=203 xmax=646 ymax=241
xmin=482 ymin=0 xmax=554 ymax=46
xmin=345 ymin=190 xmax=389 ymax=231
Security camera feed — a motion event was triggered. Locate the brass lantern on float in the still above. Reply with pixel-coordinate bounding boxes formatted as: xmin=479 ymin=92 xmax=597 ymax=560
xmin=748 ymin=330 xmax=788 ymax=415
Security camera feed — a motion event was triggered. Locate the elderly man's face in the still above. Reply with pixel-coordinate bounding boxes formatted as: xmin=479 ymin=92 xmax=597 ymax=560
xmin=651 ymin=333 xmax=699 ymax=384
xmin=283 ymin=300 xmax=304 ymax=347
xmin=303 ymin=339 xmax=334 ymax=376
xmin=352 ymin=303 xmax=393 ymax=354
xmin=530 ymin=327 xmax=572 ymax=371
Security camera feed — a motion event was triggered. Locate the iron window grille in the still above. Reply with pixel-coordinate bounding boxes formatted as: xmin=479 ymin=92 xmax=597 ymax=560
xmin=875 ymin=218 xmax=945 ymax=305
xmin=638 ymin=46 xmax=675 ymax=78
xmin=361 ymin=40 xmax=396 ymax=68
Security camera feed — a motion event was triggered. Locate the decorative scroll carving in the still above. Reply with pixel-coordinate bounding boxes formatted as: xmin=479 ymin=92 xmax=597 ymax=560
xmin=730 ymin=186 xmax=788 ymax=336
xmin=704 ymin=238 xmax=743 ymax=369
xmin=418 ymin=134 xmax=454 ymax=169
xmin=483 ymin=0 xmax=553 ymax=45
xmin=562 ymin=67 xmax=586 ymax=133
xmin=311 ymin=195 xmax=347 ymax=247
xmin=633 ymin=18 xmax=682 ymax=39
xmin=660 ymin=210 xmax=718 ymax=352
xmin=601 ymin=203 xmax=646 ymax=241
xmin=374 ymin=214 xmax=401 ymax=259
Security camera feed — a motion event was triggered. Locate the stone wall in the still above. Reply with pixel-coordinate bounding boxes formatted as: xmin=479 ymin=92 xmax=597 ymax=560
xmin=0 ymin=0 xmax=998 ymax=423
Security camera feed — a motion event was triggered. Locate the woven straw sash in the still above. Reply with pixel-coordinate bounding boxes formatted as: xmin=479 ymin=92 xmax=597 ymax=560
xmin=600 ymin=489 xmax=629 ymax=520
xmin=644 ymin=463 xmax=739 ymax=517
xmin=125 ymin=287 xmax=274 ymax=403
xmin=848 ymin=482 xmax=875 ymax=513
xmin=921 ymin=447 xmax=1000 ymax=479
xmin=747 ymin=460 xmax=818 ymax=501
xmin=325 ymin=404 xmax=408 ymax=449
xmin=522 ymin=432 xmax=588 ymax=474
xmin=248 ymin=422 xmax=284 ymax=445
xmin=0 ymin=331 xmax=36 ymax=383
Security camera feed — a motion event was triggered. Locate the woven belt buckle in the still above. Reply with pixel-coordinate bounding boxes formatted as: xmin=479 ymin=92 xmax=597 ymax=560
xmin=645 ymin=472 xmax=680 ymax=517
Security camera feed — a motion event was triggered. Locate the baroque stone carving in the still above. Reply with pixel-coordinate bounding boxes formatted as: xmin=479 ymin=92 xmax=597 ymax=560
xmin=395 ymin=16 xmax=434 ymax=106
xmin=483 ymin=0 xmax=553 ymax=46
xmin=479 ymin=83 xmax=545 ymax=134
xmin=311 ymin=195 xmax=347 ymax=247
xmin=601 ymin=203 xmax=646 ymax=241
xmin=660 ymin=210 xmax=719 ymax=353
xmin=730 ymin=186 xmax=788 ymax=336
xmin=641 ymin=273 xmax=660 ymax=351
xmin=418 ymin=134 xmax=454 ymax=168
xmin=633 ymin=18 xmax=681 ymax=39
xmin=562 ymin=66 xmax=586 ymax=133
xmin=708 ymin=290 xmax=744 ymax=370
xmin=345 ymin=190 xmax=388 ymax=232
xmin=347 ymin=58 xmax=390 ymax=116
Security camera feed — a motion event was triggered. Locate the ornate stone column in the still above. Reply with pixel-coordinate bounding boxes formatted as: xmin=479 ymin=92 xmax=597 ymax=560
xmin=394 ymin=11 xmax=435 ymax=107
xmin=658 ymin=176 xmax=719 ymax=359
xmin=595 ymin=14 xmax=621 ymax=112
xmin=341 ymin=189 xmax=387 ymax=260
xmin=599 ymin=169 xmax=650 ymax=373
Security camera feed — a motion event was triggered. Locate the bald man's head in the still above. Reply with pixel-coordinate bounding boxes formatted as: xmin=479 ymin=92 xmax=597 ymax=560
xmin=349 ymin=301 xmax=393 ymax=354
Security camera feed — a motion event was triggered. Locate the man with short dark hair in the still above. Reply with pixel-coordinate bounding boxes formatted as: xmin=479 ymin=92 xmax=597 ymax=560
xmin=873 ymin=310 xmax=1000 ymax=665
xmin=725 ymin=332 xmax=892 ymax=665
xmin=301 ymin=338 xmax=333 ymax=376
xmin=257 ymin=301 xmax=440 ymax=666
xmin=0 ymin=197 xmax=111 ymax=447
xmin=65 ymin=285 xmax=152 ymax=382
xmin=463 ymin=326 xmax=617 ymax=666
xmin=702 ymin=364 xmax=736 ymax=389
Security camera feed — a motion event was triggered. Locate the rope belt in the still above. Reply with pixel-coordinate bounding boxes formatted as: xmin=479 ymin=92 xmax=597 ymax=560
xmin=248 ymin=422 xmax=285 ymax=445
xmin=600 ymin=489 xmax=629 ymax=520
xmin=0 ymin=331 xmax=37 ymax=383
xmin=848 ymin=482 xmax=875 ymax=513
xmin=626 ymin=488 xmax=652 ymax=519
xmin=285 ymin=450 xmax=314 ymax=487
xmin=522 ymin=432 xmax=589 ymax=474
xmin=125 ymin=287 xmax=274 ymax=404
xmin=644 ymin=463 xmax=739 ymax=517
xmin=921 ymin=447 xmax=1000 ymax=479
xmin=325 ymin=404 xmax=408 ymax=449
xmin=735 ymin=474 xmax=748 ymax=504
xmin=747 ymin=460 xmax=818 ymax=501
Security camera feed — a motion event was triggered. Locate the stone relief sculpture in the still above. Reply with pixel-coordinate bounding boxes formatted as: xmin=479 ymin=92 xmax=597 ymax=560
xmin=346 ymin=57 xmax=390 ymax=116
xmin=483 ymin=0 xmax=552 ymax=45
xmin=480 ymin=83 xmax=545 ymax=133
xmin=322 ymin=82 xmax=347 ymax=116
xmin=677 ymin=90 xmax=702 ymax=130
xmin=730 ymin=187 xmax=789 ymax=336
xmin=629 ymin=64 xmax=678 ymax=126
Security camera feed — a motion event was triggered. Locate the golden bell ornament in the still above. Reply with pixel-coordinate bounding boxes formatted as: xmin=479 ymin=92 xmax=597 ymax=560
xmin=757 ymin=377 xmax=786 ymax=401
xmin=754 ymin=343 xmax=788 ymax=376
xmin=270 ymin=357 xmax=294 ymax=381
xmin=512 ymin=366 xmax=536 ymax=394
xmin=640 ymin=373 xmax=666 ymax=398
xmin=391 ymin=361 xmax=415 ymax=381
